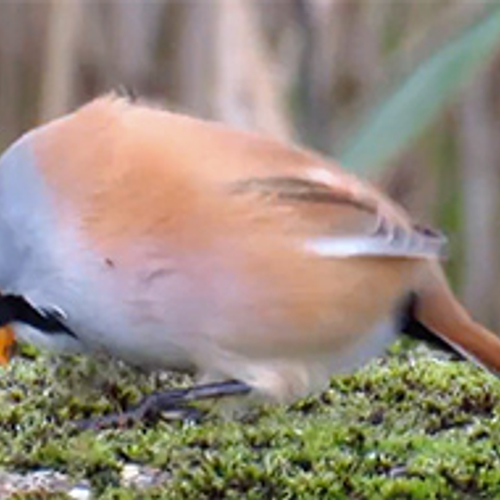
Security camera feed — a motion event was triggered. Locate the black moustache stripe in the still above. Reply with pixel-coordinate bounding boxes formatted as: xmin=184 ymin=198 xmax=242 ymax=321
xmin=0 ymin=294 xmax=78 ymax=339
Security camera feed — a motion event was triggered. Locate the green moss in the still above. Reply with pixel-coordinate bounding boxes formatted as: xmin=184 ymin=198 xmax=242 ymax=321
xmin=9 ymin=494 xmax=72 ymax=500
xmin=1 ymin=343 xmax=500 ymax=499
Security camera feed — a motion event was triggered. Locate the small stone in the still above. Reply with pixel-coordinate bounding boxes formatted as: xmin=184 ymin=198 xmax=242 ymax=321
xmin=121 ymin=463 xmax=140 ymax=484
xmin=0 ymin=468 xmax=92 ymax=499
xmin=68 ymin=484 xmax=93 ymax=500
xmin=121 ymin=463 xmax=170 ymax=489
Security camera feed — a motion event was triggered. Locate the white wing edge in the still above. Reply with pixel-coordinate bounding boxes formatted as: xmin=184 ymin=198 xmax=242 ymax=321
xmin=304 ymin=234 xmax=445 ymax=259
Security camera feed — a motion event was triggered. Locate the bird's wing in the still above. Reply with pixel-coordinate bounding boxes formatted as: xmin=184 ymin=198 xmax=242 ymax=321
xmin=229 ymin=174 xmax=446 ymax=260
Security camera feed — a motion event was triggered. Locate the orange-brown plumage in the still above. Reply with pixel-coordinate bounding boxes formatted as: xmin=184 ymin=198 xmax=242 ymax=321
xmin=0 ymin=326 xmax=15 ymax=365
xmin=1 ymin=95 xmax=499 ymax=407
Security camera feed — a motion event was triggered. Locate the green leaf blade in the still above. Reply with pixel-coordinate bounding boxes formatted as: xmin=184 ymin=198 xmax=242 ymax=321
xmin=340 ymin=8 xmax=500 ymax=176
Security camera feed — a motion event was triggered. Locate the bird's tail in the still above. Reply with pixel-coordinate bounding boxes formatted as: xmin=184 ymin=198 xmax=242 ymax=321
xmin=409 ymin=262 xmax=500 ymax=374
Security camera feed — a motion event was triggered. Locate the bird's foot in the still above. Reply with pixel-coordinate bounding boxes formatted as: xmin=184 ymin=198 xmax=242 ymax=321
xmin=74 ymin=379 xmax=251 ymax=430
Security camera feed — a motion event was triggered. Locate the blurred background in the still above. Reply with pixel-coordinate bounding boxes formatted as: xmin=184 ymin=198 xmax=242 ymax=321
xmin=0 ymin=1 xmax=499 ymax=327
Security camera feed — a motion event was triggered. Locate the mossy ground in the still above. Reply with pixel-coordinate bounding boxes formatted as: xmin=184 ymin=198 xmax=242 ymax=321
xmin=1 ymin=342 xmax=500 ymax=499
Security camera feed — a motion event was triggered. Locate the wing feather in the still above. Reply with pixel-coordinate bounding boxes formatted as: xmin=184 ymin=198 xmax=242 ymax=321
xmin=229 ymin=175 xmax=446 ymax=259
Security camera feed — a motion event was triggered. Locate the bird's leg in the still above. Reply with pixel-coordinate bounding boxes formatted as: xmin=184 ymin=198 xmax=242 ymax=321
xmin=74 ymin=379 xmax=252 ymax=430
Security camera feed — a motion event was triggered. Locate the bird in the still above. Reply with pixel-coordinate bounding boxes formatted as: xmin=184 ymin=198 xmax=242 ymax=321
xmin=0 ymin=94 xmax=499 ymax=426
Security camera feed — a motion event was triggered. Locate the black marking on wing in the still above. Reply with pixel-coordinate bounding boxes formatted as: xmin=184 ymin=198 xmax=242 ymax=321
xmin=229 ymin=175 xmax=447 ymax=258
xmin=229 ymin=176 xmax=375 ymax=213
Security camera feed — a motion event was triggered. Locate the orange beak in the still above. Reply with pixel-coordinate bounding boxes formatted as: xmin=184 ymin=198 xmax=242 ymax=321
xmin=0 ymin=326 xmax=15 ymax=365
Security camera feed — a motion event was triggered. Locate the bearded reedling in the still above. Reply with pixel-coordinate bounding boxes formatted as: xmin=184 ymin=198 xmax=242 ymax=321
xmin=0 ymin=96 xmax=498 ymax=426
